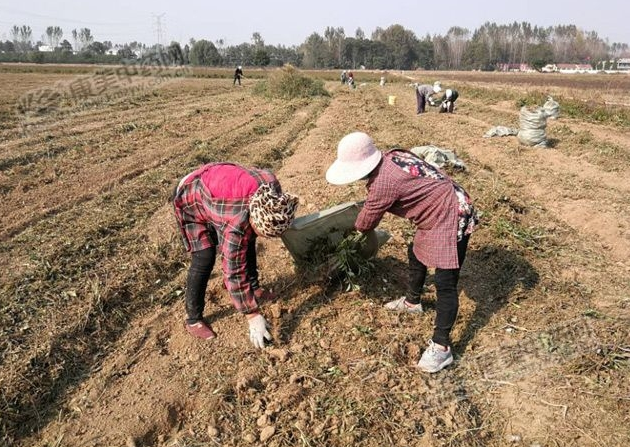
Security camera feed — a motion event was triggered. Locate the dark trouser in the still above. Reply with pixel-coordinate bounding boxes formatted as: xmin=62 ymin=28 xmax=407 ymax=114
xmin=407 ymin=235 xmax=470 ymax=347
xmin=416 ymin=90 xmax=426 ymax=114
xmin=185 ymin=234 xmax=258 ymax=324
xmin=234 ymin=75 xmax=241 ymax=85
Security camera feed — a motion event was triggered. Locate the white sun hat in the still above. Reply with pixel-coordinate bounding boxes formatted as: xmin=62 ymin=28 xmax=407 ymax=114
xmin=433 ymin=81 xmax=442 ymax=93
xmin=326 ymin=132 xmax=383 ymax=185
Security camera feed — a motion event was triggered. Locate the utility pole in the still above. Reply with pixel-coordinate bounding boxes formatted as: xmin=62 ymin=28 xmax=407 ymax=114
xmin=153 ymin=13 xmax=165 ymax=51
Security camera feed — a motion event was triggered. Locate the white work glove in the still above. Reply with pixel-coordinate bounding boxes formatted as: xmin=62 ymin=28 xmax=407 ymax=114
xmin=248 ymin=314 xmax=272 ymax=349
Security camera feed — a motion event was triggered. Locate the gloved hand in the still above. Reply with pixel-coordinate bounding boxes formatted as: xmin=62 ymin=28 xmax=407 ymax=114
xmin=247 ymin=314 xmax=272 ymax=349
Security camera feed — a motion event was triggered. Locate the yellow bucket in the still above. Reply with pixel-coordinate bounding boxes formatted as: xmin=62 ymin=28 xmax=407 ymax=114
xmin=388 ymin=95 xmax=397 ymax=105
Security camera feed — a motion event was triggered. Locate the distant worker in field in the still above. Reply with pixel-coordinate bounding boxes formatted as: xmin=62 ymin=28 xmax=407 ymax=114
xmin=233 ymin=65 xmax=243 ymax=86
xmin=341 ymin=70 xmax=347 ymax=84
xmin=438 ymin=88 xmax=459 ymax=113
xmin=172 ymin=162 xmax=299 ymax=348
xmin=380 ymin=76 xmax=386 ymax=87
xmin=348 ymin=71 xmax=355 ymax=89
xmin=326 ymin=132 xmax=478 ymax=373
xmin=415 ymin=81 xmax=441 ymax=114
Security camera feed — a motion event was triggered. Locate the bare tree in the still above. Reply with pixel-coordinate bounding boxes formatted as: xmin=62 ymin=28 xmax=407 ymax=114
xmin=215 ymin=38 xmax=226 ymax=58
xmin=446 ymin=26 xmax=470 ymax=69
xmin=72 ymin=28 xmax=93 ymax=52
xmin=11 ymin=25 xmax=32 ymax=52
xmin=45 ymin=26 xmax=63 ymax=49
xmin=251 ymin=32 xmax=264 ymax=47
xmin=79 ymin=28 xmax=93 ymax=51
xmin=72 ymin=29 xmax=78 ymax=52
xmin=324 ymin=26 xmax=345 ymax=67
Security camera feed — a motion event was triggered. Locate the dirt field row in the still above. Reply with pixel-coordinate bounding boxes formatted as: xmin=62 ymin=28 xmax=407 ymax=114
xmin=0 ymin=69 xmax=628 ymax=447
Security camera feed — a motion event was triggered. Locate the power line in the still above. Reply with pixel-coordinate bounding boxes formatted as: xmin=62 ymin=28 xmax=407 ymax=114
xmin=0 ymin=6 xmax=138 ymax=27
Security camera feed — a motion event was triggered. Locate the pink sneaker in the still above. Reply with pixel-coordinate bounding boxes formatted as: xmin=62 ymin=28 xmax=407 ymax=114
xmin=186 ymin=321 xmax=217 ymax=340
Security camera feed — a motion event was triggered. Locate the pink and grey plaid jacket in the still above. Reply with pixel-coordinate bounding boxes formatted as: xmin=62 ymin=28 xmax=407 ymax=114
xmin=355 ymin=150 xmax=477 ymax=269
xmin=173 ymin=163 xmax=279 ymax=313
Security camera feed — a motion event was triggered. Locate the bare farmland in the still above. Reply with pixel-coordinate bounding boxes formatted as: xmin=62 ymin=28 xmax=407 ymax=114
xmin=0 ymin=67 xmax=628 ymax=447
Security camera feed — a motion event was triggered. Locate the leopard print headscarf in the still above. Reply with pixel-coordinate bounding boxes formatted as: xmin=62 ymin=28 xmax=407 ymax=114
xmin=249 ymin=183 xmax=299 ymax=237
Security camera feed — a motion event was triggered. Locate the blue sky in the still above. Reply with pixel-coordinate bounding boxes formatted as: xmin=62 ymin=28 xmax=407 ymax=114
xmin=1 ymin=0 xmax=628 ymax=47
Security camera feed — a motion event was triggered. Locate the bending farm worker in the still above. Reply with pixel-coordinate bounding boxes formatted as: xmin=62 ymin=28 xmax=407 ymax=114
xmin=172 ymin=163 xmax=299 ymax=348
xmin=326 ymin=132 xmax=478 ymax=373
xmin=415 ymin=81 xmax=441 ymax=114
xmin=439 ymin=88 xmax=459 ymax=113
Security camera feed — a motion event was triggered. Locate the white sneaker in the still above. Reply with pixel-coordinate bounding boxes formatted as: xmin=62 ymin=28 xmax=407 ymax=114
xmin=417 ymin=340 xmax=453 ymax=373
xmin=384 ymin=296 xmax=423 ymax=314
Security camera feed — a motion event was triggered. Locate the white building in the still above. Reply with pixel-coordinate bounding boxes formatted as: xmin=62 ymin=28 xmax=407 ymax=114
xmin=618 ymin=58 xmax=630 ymax=71
xmin=541 ymin=63 xmax=595 ymax=74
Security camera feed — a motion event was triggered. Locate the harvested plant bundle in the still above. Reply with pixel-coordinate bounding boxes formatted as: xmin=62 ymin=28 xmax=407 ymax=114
xmin=302 ymin=229 xmax=375 ymax=291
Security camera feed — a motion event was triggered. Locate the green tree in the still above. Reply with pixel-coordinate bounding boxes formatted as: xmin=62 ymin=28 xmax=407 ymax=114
xmin=527 ymin=42 xmax=554 ymax=71
xmin=1 ymin=40 xmax=16 ymax=52
xmin=463 ymin=29 xmax=492 ymax=70
xmin=253 ymin=47 xmax=270 ymax=66
xmin=29 ymin=50 xmax=45 ymax=63
xmin=373 ymin=24 xmax=419 ymax=69
xmin=58 ymin=39 xmax=72 ymax=53
xmin=301 ymin=32 xmax=326 ymax=68
xmin=190 ymin=39 xmax=220 ymax=66
xmin=167 ymin=41 xmax=184 ymax=65
xmin=416 ymin=36 xmax=435 ymax=69
xmin=87 ymin=41 xmax=107 ymax=55
xmin=117 ymin=45 xmax=135 ymax=59
xmin=183 ymin=44 xmax=190 ymax=64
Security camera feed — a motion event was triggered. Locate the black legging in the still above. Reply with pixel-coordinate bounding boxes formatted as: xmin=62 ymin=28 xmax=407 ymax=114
xmin=407 ymin=235 xmax=470 ymax=347
xmin=185 ymin=234 xmax=259 ymax=324
xmin=416 ymin=90 xmax=427 ymax=114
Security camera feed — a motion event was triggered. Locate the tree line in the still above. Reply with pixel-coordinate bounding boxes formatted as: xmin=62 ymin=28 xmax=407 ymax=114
xmin=1 ymin=21 xmax=628 ymax=70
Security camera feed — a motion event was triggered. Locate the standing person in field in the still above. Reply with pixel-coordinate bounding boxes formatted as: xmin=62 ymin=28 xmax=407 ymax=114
xmin=325 ymin=132 xmax=478 ymax=373
xmin=439 ymin=88 xmax=459 ymax=113
xmin=415 ymin=81 xmax=441 ymax=114
xmin=172 ymin=162 xmax=299 ymax=348
xmin=340 ymin=70 xmax=347 ymax=84
xmin=233 ymin=65 xmax=243 ymax=86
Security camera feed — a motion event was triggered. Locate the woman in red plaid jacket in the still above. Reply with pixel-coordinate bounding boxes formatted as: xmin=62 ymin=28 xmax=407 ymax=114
xmin=173 ymin=162 xmax=298 ymax=348
xmin=326 ymin=132 xmax=478 ymax=373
